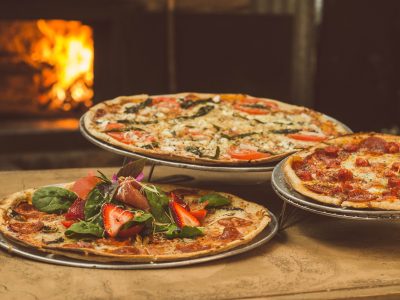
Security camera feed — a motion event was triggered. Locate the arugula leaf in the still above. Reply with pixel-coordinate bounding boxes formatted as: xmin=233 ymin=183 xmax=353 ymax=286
xmin=65 ymin=221 xmax=104 ymax=238
xmin=117 ymin=119 xmax=159 ymax=125
xmin=84 ymin=188 xmax=108 ymax=221
xmin=144 ymin=188 xmax=171 ymax=223
xmin=105 ymin=126 xmax=145 ymax=133
xmin=178 ymin=105 xmax=214 ymax=120
xmin=32 ymin=187 xmax=77 ymax=213
xmin=270 ymin=129 xmax=301 ymax=134
xmin=185 ymin=146 xmax=220 ymax=159
xmin=199 ymin=193 xmax=231 ymax=208
xmin=141 ymin=142 xmax=159 ymax=149
xmin=179 ymin=98 xmax=213 ymax=109
xmin=97 ymin=170 xmax=111 ymax=183
xmin=163 ymin=225 xmax=204 ymax=239
xmin=185 ymin=146 xmax=203 ymax=157
xmin=124 ymin=98 xmax=152 ymax=113
xmin=220 ymin=132 xmax=257 ymax=140
xmin=117 ymin=159 xmax=147 ymax=178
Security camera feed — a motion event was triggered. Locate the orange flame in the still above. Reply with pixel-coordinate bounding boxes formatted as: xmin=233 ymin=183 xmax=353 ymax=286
xmin=31 ymin=20 xmax=94 ymax=111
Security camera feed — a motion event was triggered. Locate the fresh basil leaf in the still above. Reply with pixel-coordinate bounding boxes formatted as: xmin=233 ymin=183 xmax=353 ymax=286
xmin=199 ymin=193 xmax=231 ymax=207
xmin=132 ymin=212 xmax=153 ymax=223
xmin=32 ymin=187 xmax=77 ymax=213
xmin=84 ymin=188 xmax=106 ymax=221
xmin=121 ymin=212 xmax=153 ymax=230
xmin=117 ymin=159 xmax=147 ymax=178
xmin=65 ymin=221 xmax=104 ymax=238
xmin=163 ymin=225 xmax=204 ymax=239
xmin=144 ymin=188 xmax=170 ymax=223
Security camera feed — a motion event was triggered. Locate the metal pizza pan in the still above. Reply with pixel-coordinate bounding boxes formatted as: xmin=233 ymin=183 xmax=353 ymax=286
xmin=0 ymin=210 xmax=278 ymax=269
xmin=272 ymin=158 xmax=400 ymax=219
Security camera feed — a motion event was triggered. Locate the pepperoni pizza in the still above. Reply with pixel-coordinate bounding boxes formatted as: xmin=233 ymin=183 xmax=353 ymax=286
xmin=284 ymin=133 xmax=400 ymax=210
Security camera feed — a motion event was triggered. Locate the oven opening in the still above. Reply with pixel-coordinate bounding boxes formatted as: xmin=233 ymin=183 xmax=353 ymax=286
xmin=0 ymin=19 xmax=94 ymax=117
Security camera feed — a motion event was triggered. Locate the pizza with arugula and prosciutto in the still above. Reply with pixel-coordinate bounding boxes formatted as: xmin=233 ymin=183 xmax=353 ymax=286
xmin=83 ymin=93 xmax=350 ymax=165
xmin=0 ymin=162 xmax=270 ymax=262
xmin=284 ymin=133 xmax=400 ymax=210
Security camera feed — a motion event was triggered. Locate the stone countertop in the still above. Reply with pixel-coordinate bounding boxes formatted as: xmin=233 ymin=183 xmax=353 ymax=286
xmin=1 ymin=167 xmax=400 ymax=300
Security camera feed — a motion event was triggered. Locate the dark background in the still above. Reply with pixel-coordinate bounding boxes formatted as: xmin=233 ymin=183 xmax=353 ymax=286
xmin=0 ymin=0 xmax=399 ymax=170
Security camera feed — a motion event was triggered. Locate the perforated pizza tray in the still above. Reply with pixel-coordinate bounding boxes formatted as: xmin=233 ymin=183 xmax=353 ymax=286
xmin=79 ymin=113 xmax=352 ymax=173
xmin=272 ymin=158 xmax=400 ymax=220
xmin=0 ymin=210 xmax=278 ymax=269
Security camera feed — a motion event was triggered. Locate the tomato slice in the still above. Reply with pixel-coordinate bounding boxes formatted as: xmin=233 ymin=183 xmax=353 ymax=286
xmin=105 ymin=123 xmax=125 ymax=131
xmin=234 ymin=97 xmax=279 ymax=115
xmin=152 ymin=97 xmax=181 ymax=111
xmin=61 ymin=220 xmax=76 ymax=228
xmin=228 ymin=146 xmax=271 ymax=160
xmin=70 ymin=175 xmax=101 ymax=200
xmin=107 ymin=132 xmax=131 ymax=144
xmin=287 ymin=133 xmax=327 ymax=142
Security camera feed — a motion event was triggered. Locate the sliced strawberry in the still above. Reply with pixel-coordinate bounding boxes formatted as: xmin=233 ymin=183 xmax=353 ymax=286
xmin=102 ymin=204 xmax=134 ymax=237
xmin=169 ymin=201 xmax=200 ymax=228
xmin=170 ymin=192 xmax=190 ymax=211
xmin=190 ymin=209 xmax=207 ymax=223
xmin=61 ymin=220 xmax=76 ymax=228
xmin=70 ymin=175 xmax=101 ymax=200
xmin=65 ymin=197 xmax=85 ymax=220
xmin=118 ymin=224 xmax=144 ymax=238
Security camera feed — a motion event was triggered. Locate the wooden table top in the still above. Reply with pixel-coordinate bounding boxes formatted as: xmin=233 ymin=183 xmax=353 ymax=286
xmin=1 ymin=167 xmax=400 ymax=299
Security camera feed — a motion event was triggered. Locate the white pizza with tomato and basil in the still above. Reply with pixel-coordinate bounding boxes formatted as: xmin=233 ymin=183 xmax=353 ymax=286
xmin=0 ymin=161 xmax=270 ymax=262
xmin=284 ymin=133 xmax=400 ymax=210
xmin=83 ymin=93 xmax=349 ymax=165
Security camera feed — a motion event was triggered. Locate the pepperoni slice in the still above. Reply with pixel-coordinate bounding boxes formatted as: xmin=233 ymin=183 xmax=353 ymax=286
xmin=337 ymin=169 xmax=353 ymax=181
xmin=343 ymin=143 xmax=359 ymax=152
xmin=13 ymin=203 xmax=43 ymax=219
xmin=355 ymin=157 xmax=369 ymax=167
xmin=359 ymin=136 xmax=387 ymax=153
xmin=391 ymin=162 xmax=400 ymax=172
xmin=295 ymin=169 xmax=313 ymax=181
xmin=9 ymin=221 xmax=44 ymax=234
xmin=388 ymin=177 xmax=400 ymax=188
xmin=304 ymin=183 xmax=340 ymax=195
xmin=324 ymin=145 xmax=340 ymax=156
xmin=385 ymin=142 xmax=400 ymax=153
xmin=346 ymin=189 xmax=377 ymax=202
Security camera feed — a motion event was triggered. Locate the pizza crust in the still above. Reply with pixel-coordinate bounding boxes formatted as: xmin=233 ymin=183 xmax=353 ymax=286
xmin=83 ymin=92 xmax=350 ymax=166
xmin=0 ymin=183 xmax=271 ymax=262
xmin=283 ymin=132 xmax=400 ymax=211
